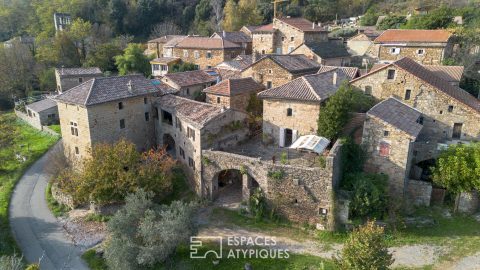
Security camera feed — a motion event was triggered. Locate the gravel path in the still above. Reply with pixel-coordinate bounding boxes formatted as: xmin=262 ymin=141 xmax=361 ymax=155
xmin=9 ymin=141 xmax=89 ymax=270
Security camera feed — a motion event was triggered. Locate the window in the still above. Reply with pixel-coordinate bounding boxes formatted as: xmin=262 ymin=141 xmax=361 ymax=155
xmin=290 ymin=36 xmax=294 ymax=41
xmin=417 ymin=116 xmax=424 ymax=125
xmin=187 ymin=127 xmax=195 ymax=141
xmin=207 ymin=65 xmax=212 ymax=69
xmin=261 ymin=50 xmax=266 ymax=55
xmin=404 ymin=89 xmax=411 ymax=100
xmin=448 ymin=105 xmax=454 ymax=112
xmin=266 ymin=81 xmax=272 ymax=89
xmin=387 ymin=69 xmax=396 ymax=80
xmin=145 ymin=112 xmax=150 ymax=121
xmin=194 ymin=51 xmax=200 ymax=59
xmin=179 ymin=147 xmax=185 ymax=159
xmin=287 ymin=108 xmax=292 ymax=116
xmin=160 ymin=65 xmax=168 ymax=71
xmin=206 ymin=51 xmax=212 ymax=58
xmin=384 ymin=130 xmax=389 ymax=137
xmin=417 ymin=49 xmax=425 ymax=55
xmin=162 ymin=110 xmax=173 ymax=125
xmin=120 ymin=119 xmax=125 ymax=129
xmin=188 ymin=157 xmax=195 ymax=169
xmin=70 ymin=121 xmax=78 ymax=136
xmin=27 ymin=109 xmax=32 ymax=117
xmin=175 ymin=117 xmax=182 ymax=131
xmin=78 ymin=77 xmax=83 ymax=83
xmin=390 ymin=47 xmax=400 ymax=54
xmin=186 ymin=88 xmax=190 ymax=95
xmin=118 ymin=102 xmax=123 ymax=110
xmin=453 ymin=123 xmax=463 ymax=139
xmin=288 ymin=46 xmax=295 ymax=53
xmin=152 ymin=64 xmax=159 ymax=71
xmin=379 ymin=141 xmax=391 ymax=157
xmin=75 ymin=147 xmax=79 ymax=155
xmin=217 ymin=97 xmax=221 ymax=103
xmin=183 ymin=50 xmax=188 ymax=57
xmin=439 ymin=110 xmax=443 ymax=114
xmin=268 ymin=69 xmax=272 ymax=74
xmin=364 ymin=86 xmax=372 ymax=95
xmin=144 ymin=97 xmax=147 ymax=104
xmin=47 ymin=113 xmax=55 ymax=119
xmin=194 ymin=65 xmax=200 ymax=70
xmin=281 ymin=36 xmax=285 ymax=41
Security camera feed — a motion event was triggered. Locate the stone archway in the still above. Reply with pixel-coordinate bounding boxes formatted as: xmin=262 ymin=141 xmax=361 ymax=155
xmin=212 ymin=168 xmax=260 ymax=209
xmin=162 ymin=133 xmax=176 ymax=157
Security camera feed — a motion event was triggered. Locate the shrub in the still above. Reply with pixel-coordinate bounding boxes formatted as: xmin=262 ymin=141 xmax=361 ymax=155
xmin=0 ymin=254 xmax=24 ymax=270
xmin=104 ymin=190 xmax=197 ymax=269
xmin=360 ymin=7 xmax=379 ymax=26
xmin=340 ymin=137 xmax=366 ymax=178
xmin=249 ymin=188 xmax=267 ymax=221
xmin=377 ymin=15 xmax=406 ymax=30
xmin=347 ymin=173 xmax=389 ymax=220
xmin=170 ymin=62 xmax=197 ymax=73
xmin=280 ymin=152 xmax=288 ymax=165
xmin=267 ymin=170 xmax=285 ymax=181
xmin=334 ymin=221 xmax=394 ymax=269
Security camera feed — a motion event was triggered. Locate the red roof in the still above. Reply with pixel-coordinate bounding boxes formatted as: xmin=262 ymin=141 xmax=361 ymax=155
xmin=277 ymin=17 xmax=327 ymax=32
xmin=203 ymin=77 xmax=264 ymax=96
xmin=374 ymin=29 xmax=452 ymax=43
xmin=175 ymin=37 xmax=241 ymax=49
xmin=253 ymin=23 xmax=274 ymax=32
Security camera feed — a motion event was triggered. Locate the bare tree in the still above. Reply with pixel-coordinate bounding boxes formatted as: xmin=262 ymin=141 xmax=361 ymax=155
xmin=210 ymin=0 xmax=224 ymax=32
xmin=149 ymin=22 xmax=182 ymax=40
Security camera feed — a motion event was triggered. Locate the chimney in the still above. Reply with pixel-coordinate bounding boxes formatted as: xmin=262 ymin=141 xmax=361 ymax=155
xmin=318 ymin=22 xmax=321 ymax=27
xmin=333 ymin=71 xmax=337 ymax=85
xmin=312 ymin=22 xmax=315 ymax=29
xmin=223 ymin=30 xmax=226 ymax=37
xmin=252 ymin=51 xmax=258 ymax=63
xmin=127 ymin=80 xmax=133 ymax=93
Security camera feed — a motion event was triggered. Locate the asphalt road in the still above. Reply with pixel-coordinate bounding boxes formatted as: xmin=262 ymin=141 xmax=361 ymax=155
xmin=9 ymin=142 xmax=89 ymax=270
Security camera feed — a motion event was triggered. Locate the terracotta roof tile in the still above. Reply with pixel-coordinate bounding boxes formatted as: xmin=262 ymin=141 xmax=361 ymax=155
xmin=249 ymin=54 xmax=320 ymax=74
xmin=203 ymin=77 xmax=264 ymax=96
xmin=148 ymin=35 xmax=187 ymax=44
xmin=175 ymin=36 xmax=241 ymax=49
xmin=213 ymin=31 xmax=252 ymax=43
xmin=163 ymin=70 xmax=217 ymax=87
xmin=318 ymin=66 xmax=360 ymax=80
xmin=374 ymin=29 xmax=452 ymax=43
xmin=276 ymin=17 xmax=328 ymax=32
xmin=253 ymin=23 xmax=274 ymax=32
xmin=56 ymin=67 xmax=102 ymax=77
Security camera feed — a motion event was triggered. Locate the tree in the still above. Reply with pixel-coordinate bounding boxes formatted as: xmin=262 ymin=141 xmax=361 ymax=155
xmin=114 ymin=43 xmax=152 ymax=76
xmin=377 ymin=15 xmax=406 ymax=30
xmin=86 ymin=42 xmax=122 ymax=72
xmin=432 ymin=143 xmax=480 ymax=211
xmin=403 ymin=6 xmax=454 ymax=29
xmin=222 ymin=0 xmax=238 ymax=31
xmin=68 ymin=18 xmax=92 ymax=62
xmin=210 ymin=0 xmax=224 ymax=32
xmin=223 ymin=0 xmax=263 ymax=31
xmin=347 ymin=173 xmax=389 ymax=219
xmin=360 ymin=6 xmax=379 ymax=26
xmin=304 ymin=0 xmax=336 ymax=23
xmin=104 ymin=190 xmax=197 ymax=269
xmin=334 ymin=221 xmax=394 ymax=270
xmin=192 ymin=0 xmax=213 ymax=35
xmin=149 ymin=22 xmax=182 ymax=40
xmin=170 ymin=62 xmax=198 ymax=73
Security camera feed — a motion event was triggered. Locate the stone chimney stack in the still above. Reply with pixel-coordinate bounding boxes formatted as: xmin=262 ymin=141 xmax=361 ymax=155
xmin=223 ymin=30 xmax=226 ymax=37
xmin=312 ymin=22 xmax=315 ymax=29
xmin=333 ymin=71 xmax=337 ymax=85
xmin=252 ymin=51 xmax=259 ymax=63
xmin=127 ymin=80 xmax=133 ymax=93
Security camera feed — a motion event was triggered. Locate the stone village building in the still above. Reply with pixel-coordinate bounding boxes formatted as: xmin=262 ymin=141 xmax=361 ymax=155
xmin=258 ymin=70 xmax=349 ymax=147
xmin=211 ymin=30 xmax=253 ymax=55
xmin=241 ymin=54 xmax=320 ymax=89
xmin=346 ymin=29 xmax=383 ymax=58
xmin=289 ymin=41 xmax=351 ymax=66
xmin=146 ymin=35 xmax=187 ymax=58
xmin=15 ymin=98 xmax=59 ymax=130
xmin=55 ymin=67 xmax=103 ymax=93
xmin=203 ymin=77 xmax=265 ymax=112
xmin=374 ymin=29 xmax=453 ymax=65
xmin=161 ymin=70 xmax=217 ymax=100
xmin=150 ymin=57 xmax=181 ymax=77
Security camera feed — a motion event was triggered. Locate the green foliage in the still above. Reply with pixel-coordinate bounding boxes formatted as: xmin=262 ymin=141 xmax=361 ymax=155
xmin=377 ymin=15 xmax=407 ymax=30
xmin=25 ymin=263 xmax=40 ymax=270
xmin=82 ymin=249 xmax=108 ymax=270
xmin=341 ymin=137 xmax=366 ymax=177
xmin=360 ymin=7 xmax=379 ymax=26
xmin=267 ymin=170 xmax=285 ymax=181
xmin=403 ymin=6 xmax=455 ymax=29
xmin=239 ymin=165 xmax=248 ymax=175
xmin=318 ymin=155 xmax=326 ymax=168
xmin=280 ymin=152 xmax=288 ymax=165
xmin=86 ymin=43 xmax=122 ymax=72
xmin=346 ymin=173 xmax=389 ymax=220
xmin=432 ymin=143 xmax=480 ymax=195
xmin=222 ymin=0 xmax=263 ymax=31
xmin=328 ymin=28 xmax=358 ymax=39
xmin=304 ymin=0 xmax=336 ymax=22
xmin=84 ymin=213 xmax=111 ymax=223
xmin=0 ymin=253 xmax=24 ymax=270
xmin=334 ymin=221 xmax=394 ymax=270
xmin=246 ymin=92 xmax=263 ymax=117
xmin=37 ymin=67 xmax=56 ymax=92
xmin=114 ymin=43 xmax=152 ymax=76
xmin=201 ymin=156 xmax=211 ymax=166
xmin=45 ymin=182 xmax=69 ymax=217
xmin=104 ymin=190 xmax=197 ymax=269
xmin=249 ymin=188 xmax=267 ymax=221
xmin=170 ymin=62 xmax=197 ymax=73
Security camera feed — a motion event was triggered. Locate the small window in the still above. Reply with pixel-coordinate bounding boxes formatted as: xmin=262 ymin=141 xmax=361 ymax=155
xmin=75 ymin=146 xmax=79 ymax=155
xmin=216 ymin=97 xmax=221 ymax=104
xmin=187 ymin=127 xmax=195 ymax=141
xmin=194 ymin=51 xmax=200 ymax=59
xmin=282 ymin=36 xmax=285 ymax=41
xmin=78 ymin=77 xmax=83 ymax=83
xmin=118 ymin=102 xmax=123 ymax=110
xmin=268 ymin=69 xmax=272 ymax=74
xmin=266 ymin=81 xmax=272 ymax=89
xmin=384 ymin=130 xmax=389 ymax=137
xmin=183 ymin=50 xmax=188 ymax=57
xmin=261 ymin=50 xmax=266 ymax=55
xmin=379 ymin=141 xmax=391 ymax=157
xmin=290 ymin=36 xmax=294 ymax=41
xmin=162 ymin=110 xmax=173 ymax=125
xmin=120 ymin=119 xmax=125 ymax=129
xmin=390 ymin=47 xmax=400 ymax=54
xmin=186 ymin=88 xmax=190 ymax=95
xmin=206 ymin=51 xmax=212 ymax=59
xmin=287 ymin=108 xmax=292 ymax=116
xmin=364 ymin=86 xmax=372 ymax=95
xmin=175 ymin=117 xmax=182 ymax=130
xmin=417 ymin=49 xmax=424 ymax=55
xmin=207 ymin=65 xmax=212 ymax=69
xmin=179 ymin=147 xmax=185 ymax=159
xmin=145 ymin=112 xmax=150 ymax=121
xmin=448 ymin=105 xmax=454 ymax=112
xmin=188 ymin=157 xmax=195 ymax=169
xmin=387 ymin=69 xmax=396 ymax=80
xmin=70 ymin=122 xmax=78 ymax=136
xmin=144 ymin=97 xmax=147 ymax=104
xmin=404 ymin=89 xmax=411 ymax=100
xmin=439 ymin=110 xmax=443 ymax=114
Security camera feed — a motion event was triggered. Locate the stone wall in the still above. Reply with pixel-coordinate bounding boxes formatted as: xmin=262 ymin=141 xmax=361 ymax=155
xmin=241 ymin=57 xmax=305 ymax=89
xmin=252 ymin=32 xmax=276 ymax=55
xmin=51 ymin=183 xmax=77 ymax=209
xmin=378 ymin=45 xmax=446 ymax=65
xmin=407 ymin=179 xmax=432 ymax=206
xmin=55 ymin=73 xmax=101 ymax=93
xmin=172 ymin=47 xmax=243 ymax=70
xmin=201 ymin=140 xmax=343 ymax=229
xmin=457 ymin=191 xmax=479 ymax=214
xmin=352 ymin=66 xmax=480 ymax=142
xmin=15 ymin=109 xmax=42 ymax=130
xmin=57 ymin=102 xmax=92 ymax=162
xmin=206 ymin=92 xmax=252 ymax=112
xmin=347 ymin=34 xmax=373 ymax=56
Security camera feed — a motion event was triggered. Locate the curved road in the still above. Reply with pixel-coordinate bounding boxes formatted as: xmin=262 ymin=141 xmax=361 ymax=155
xmin=9 ymin=142 xmax=89 ymax=270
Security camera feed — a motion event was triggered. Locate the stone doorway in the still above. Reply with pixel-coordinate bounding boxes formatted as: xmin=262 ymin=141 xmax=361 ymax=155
xmin=213 ymin=169 xmax=259 ymax=209
xmin=162 ymin=133 xmax=176 ymax=157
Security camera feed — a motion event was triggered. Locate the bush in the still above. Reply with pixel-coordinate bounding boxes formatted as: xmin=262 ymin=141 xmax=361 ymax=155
xmin=346 ymin=173 xmax=389 ymax=220
xmin=170 ymin=62 xmax=197 ymax=73
xmin=0 ymin=254 xmax=24 ymax=270
xmin=334 ymin=221 xmax=394 ymax=270
xmin=267 ymin=170 xmax=285 ymax=181
xmin=360 ymin=7 xmax=379 ymax=26
xmin=340 ymin=137 xmax=366 ymax=177
xmin=377 ymin=15 xmax=406 ymax=30
xmin=104 ymin=190 xmax=197 ymax=269
xmin=249 ymin=188 xmax=267 ymax=221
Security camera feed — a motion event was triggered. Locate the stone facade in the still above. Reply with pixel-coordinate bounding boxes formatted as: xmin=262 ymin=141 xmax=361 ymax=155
xmin=252 ymin=32 xmax=276 ymax=55
xmin=378 ymin=45 xmax=451 ymax=65
xmin=407 ymin=179 xmax=432 ymax=206
xmin=289 ymin=44 xmax=350 ymax=66
xmin=55 ymin=71 xmax=102 ymax=93
xmin=161 ymin=78 xmax=215 ymax=100
xmin=17 ymin=104 xmax=59 ymax=130
xmin=347 ymin=33 xmax=374 ymax=56
xmin=352 ymin=66 xmax=480 ymax=143
xmin=206 ymin=92 xmax=254 ymax=112
xmin=262 ymin=99 xmax=320 ymax=146
xmin=362 ymin=115 xmax=416 ymax=194
xmin=201 ymin=140 xmax=343 ymax=229
xmin=171 ymin=47 xmax=243 ymax=70
xmin=57 ymin=95 xmax=156 ymax=162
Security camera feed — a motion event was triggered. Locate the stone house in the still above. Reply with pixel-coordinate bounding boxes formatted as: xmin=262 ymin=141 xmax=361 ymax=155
xmin=362 ymin=97 xmax=424 ymax=195
xmin=146 ymin=35 xmax=187 ymax=58
xmin=252 ymin=17 xmax=329 ymax=55
xmin=161 ymin=70 xmax=217 ymax=100
xmin=346 ymin=29 xmax=382 ymax=57
xmin=211 ymin=31 xmax=252 ymax=55
xmin=203 ymin=77 xmax=265 ymax=111
xmin=22 ymin=98 xmax=59 ymax=130
xmin=154 ymin=94 xmax=249 ymax=195
xmin=351 ymin=57 xmax=480 ymax=145
xmin=258 ymin=70 xmax=348 ymax=147
xmin=374 ymin=29 xmax=453 ymax=64
xmin=55 ymin=67 xmax=103 ymax=93
xmin=318 ymin=66 xmax=360 ymax=80
xmin=215 ymin=55 xmax=253 ymax=80
xmin=241 ymin=54 xmax=320 ymax=89
xmin=55 ymin=75 xmax=171 ymax=161
xmin=150 ymin=57 xmax=181 ymax=77
xmin=170 ymin=36 xmax=243 ymax=70
xmin=289 ymin=41 xmax=351 ymax=66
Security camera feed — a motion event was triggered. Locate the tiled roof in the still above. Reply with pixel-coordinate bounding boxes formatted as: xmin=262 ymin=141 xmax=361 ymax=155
xmin=55 ymin=75 xmax=164 ymax=106
xmin=163 ymin=36 xmax=188 ymax=47
xmin=213 ymin=68 xmax=242 ymax=80
xmin=156 ymin=95 xmax=224 ymax=128
xmin=252 ymin=23 xmax=274 ymax=32
xmin=213 ymin=31 xmax=252 ymax=43
xmin=163 ymin=70 xmax=217 ymax=87
xmin=242 ymin=25 xmax=259 ymax=33
xmin=368 ymin=97 xmax=423 ymax=138
xmin=258 ymin=71 xmax=348 ymax=102
xmin=26 ymin=98 xmax=57 ymax=112
xmin=374 ymin=29 xmax=452 ymax=43
xmin=216 ymin=55 xmax=253 ymax=71
xmin=203 ymin=77 xmax=264 ymax=96
xmin=175 ymin=36 xmax=241 ymax=49
xmin=150 ymin=57 xmax=181 ymax=64
xmin=251 ymin=54 xmax=320 ymax=74
xmin=354 ymin=57 xmax=480 ymax=113
xmin=148 ymin=35 xmax=186 ymax=44
xmin=370 ymin=63 xmax=463 ymax=83
xmin=56 ymin=67 xmax=102 ymax=77
xmin=276 ymin=17 xmax=327 ymax=32
xmin=302 ymin=41 xmax=351 ymax=59
xmin=318 ymin=66 xmax=360 ymax=80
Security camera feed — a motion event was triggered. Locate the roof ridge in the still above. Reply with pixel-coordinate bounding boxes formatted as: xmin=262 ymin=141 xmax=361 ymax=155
xmin=301 ymin=76 xmax=321 ymax=100
xmin=84 ymin=78 xmax=96 ymax=106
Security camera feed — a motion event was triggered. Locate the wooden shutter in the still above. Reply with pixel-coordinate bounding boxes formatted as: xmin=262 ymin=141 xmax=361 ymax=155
xmin=279 ymin=128 xmax=285 ymax=147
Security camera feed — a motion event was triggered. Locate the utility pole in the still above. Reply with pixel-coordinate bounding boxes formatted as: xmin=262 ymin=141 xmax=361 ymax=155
xmin=272 ymin=0 xmax=289 ymax=19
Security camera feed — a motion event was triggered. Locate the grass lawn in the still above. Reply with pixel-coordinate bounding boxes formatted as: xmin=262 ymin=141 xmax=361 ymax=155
xmin=47 ymin=124 xmax=61 ymax=134
xmin=0 ymin=112 xmax=59 ymax=256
